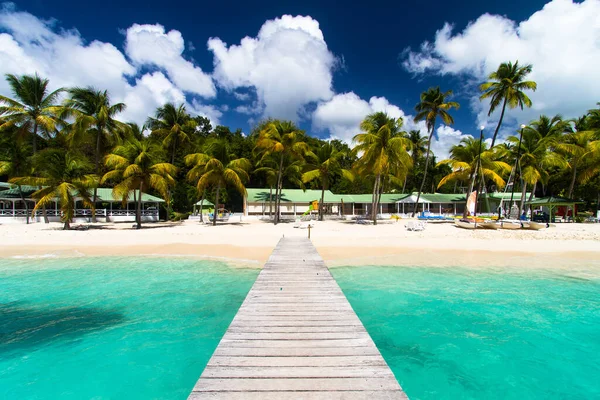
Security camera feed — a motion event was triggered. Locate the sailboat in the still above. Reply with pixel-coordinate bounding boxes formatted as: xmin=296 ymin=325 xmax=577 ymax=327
xmin=455 ymin=192 xmax=482 ymax=229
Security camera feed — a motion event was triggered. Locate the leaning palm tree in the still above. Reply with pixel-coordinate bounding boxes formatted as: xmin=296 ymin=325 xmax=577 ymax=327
xmin=404 ymin=130 xmax=428 ymax=192
xmin=254 ymin=159 xmax=279 ymax=219
xmin=437 ymin=137 xmax=511 ymax=217
xmin=146 ymin=103 xmax=196 ymax=164
xmin=0 ymin=73 xmax=65 ymax=153
xmin=353 ymin=112 xmax=412 ymax=224
xmin=555 ymin=119 xmax=600 ymax=198
xmin=11 ymin=149 xmax=97 ymax=230
xmin=254 ymin=120 xmax=310 ymax=224
xmin=103 ymin=139 xmax=177 ymax=229
xmin=413 ymin=87 xmax=459 ymax=217
xmin=480 ymin=61 xmax=537 ymax=147
xmin=185 ymin=139 xmax=251 ymax=226
xmin=302 ymin=142 xmax=353 ymax=221
xmin=506 ymin=127 xmax=568 ymax=215
xmin=64 ymin=87 xmax=126 ymax=222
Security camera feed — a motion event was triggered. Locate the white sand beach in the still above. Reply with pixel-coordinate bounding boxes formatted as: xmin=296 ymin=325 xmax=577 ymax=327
xmin=1 ymin=218 xmax=599 ymax=273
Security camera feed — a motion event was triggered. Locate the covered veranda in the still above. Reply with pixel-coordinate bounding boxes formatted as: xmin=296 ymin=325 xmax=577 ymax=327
xmin=0 ymin=184 xmax=164 ymax=224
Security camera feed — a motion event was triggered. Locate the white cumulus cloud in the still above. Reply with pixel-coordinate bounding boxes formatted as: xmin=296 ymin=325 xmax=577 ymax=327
xmin=124 ymin=24 xmax=215 ymax=98
xmin=0 ymin=5 xmax=219 ymax=127
xmin=208 ymin=15 xmax=336 ymax=121
xmin=403 ymin=0 xmax=600 ymax=129
xmin=313 ymin=92 xmax=470 ymax=159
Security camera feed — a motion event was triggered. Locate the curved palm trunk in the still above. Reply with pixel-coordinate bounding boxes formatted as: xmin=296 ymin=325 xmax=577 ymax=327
xmin=490 ymin=97 xmax=508 ymax=148
xmin=91 ymin=125 xmax=103 ymax=223
xmin=136 ymin=182 xmax=143 ymax=229
xmin=518 ymin=181 xmax=527 ymax=217
xmin=568 ymin=163 xmax=577 ymax=199
xmin=319 ymin=184 xmax=325 ymax=221
xmin=32 ymin=122 xmax=49 ymax=224
xmin=372 ymin=174 xmax=381 ymax=225
xmin=402 ymin=176 xmax=407 ymax=194
xmin=17 ymin=185 xmax=29 ymax=224
xmin=275 ymin=154 xmax=284 ymax=225
xmin=528 ymin=182 xmax=537 ymax=214
xmin=32 ymin=122 xmax=38 ymax=155
xmin=63 ymin=218 xmax=70 ymax=230
xmin=413 ymin=123 xmax=435 ymax=217
xmin=213 ymin=183 xmax=221 ymax=226
xmin=268 ymin=185 xmax=273 ymax=219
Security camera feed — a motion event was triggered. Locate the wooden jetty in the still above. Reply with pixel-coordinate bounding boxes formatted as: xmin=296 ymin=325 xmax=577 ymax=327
xmin=188 ymin=237 xmax=407 ymax=399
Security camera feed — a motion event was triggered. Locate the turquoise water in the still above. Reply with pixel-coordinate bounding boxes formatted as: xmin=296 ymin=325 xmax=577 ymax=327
xmin=0 ymin=257 xmax=258 ymax=399
xmin=332 ymin=266 xmax=600 ymax=400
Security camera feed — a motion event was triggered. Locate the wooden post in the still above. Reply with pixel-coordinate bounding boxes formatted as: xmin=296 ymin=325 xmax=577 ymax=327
xmin=307 ymin=224 xmax=311 ymax=239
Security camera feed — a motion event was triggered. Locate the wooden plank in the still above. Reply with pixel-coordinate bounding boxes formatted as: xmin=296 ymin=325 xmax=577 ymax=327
xmin=200 ymin=365 xmax=396 ymax=379
xmin=188 ymin=237 xmax=407 ymax=399
xmin=190 ymin=391 xmax=407 ymax=400
xmin=193 ymin=377 xmax=402 ymax=391
xmin=208 ymin=356 xmax=388 ymax=367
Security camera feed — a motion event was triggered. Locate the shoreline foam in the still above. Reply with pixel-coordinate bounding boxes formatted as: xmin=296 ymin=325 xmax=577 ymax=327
xmin=1 ymin=220 xmax=599 ymax=273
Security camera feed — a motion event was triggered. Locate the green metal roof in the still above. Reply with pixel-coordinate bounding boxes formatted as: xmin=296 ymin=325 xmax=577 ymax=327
xmin=195 ymin=200 xmax=214 ymax=207
xmin=487 ymin=192 xmax=533 ymax=200
xmin=95 ymin=188 xmax=164 ymax=203
xmin=420 ymin=193 xmax=466 ymax=203
xmin=0 ymin=183 xmax=164 ymax=203
xmin=526 ymin=196 xmax=583 ymax=206
xmin=246 ymin=188 xmax=341 ymax=204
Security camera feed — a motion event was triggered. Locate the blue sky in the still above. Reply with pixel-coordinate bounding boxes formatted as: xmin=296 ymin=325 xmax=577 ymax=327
xmin=1 ymin=0 xmax=598 ymax=157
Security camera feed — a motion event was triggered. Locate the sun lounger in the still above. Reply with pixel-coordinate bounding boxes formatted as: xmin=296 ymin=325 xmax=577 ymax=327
xmin=405 ymin=221 xmax=426 ymax=231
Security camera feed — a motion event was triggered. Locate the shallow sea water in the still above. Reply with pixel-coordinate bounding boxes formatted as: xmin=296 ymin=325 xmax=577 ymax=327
xmin=331 ymin=265 xmax=600 ymax=400
xmin=0 ymin=257 xmax=258 ymax=399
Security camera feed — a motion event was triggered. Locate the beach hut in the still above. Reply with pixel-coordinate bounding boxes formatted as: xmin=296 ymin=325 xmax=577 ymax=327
xmin=0 ymin=183 xmax=164 ymax=224
xmin=526 ymin=196 xmax=584 ymax=222
xmin=244 ymin=188 xmax=345 ymax=217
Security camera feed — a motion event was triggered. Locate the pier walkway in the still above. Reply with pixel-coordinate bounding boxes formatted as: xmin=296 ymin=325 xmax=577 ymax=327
xmin=188 ymin=237 xmax=407 ymax=399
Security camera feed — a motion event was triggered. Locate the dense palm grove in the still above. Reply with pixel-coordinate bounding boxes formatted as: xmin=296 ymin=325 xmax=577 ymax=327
xmin=1 ymin=61 xmax=599 ymax=228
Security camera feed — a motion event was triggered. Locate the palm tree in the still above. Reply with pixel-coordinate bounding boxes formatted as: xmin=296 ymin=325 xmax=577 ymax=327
xmin=413 ymin=87 xmax=459 ymax=217
xmin=480 ymin=61 xmax=537 ymax=147
xmin=527 ymin=114 xmax=572 ymax=139
xmin=436 ymin=137 xmax=511 ymax=217
xmin=11 ymin=149 xmax=97 ymax=230
xmin=0 ymin=130 xmax=32 ymax=223
xmin=353 ymin=112 xmax=412 ymax=224
xmin=0 ymin=73 xmax=64 ymax=154
xmin=507 ymin=127 xmax=568 ymax=215
xmin=103 ymin=139 xmax=177 ymax=229
xmin=254 ymin=120 xmax=310 ymax=224
xmin=555 ymin=117 xmax=600 ymax=198
xmin=302 ymin=142 xmax=353 ymax=221
xmin=185 ymin=139 xmax=251 ymax=226
xmin=254 ymin=159 xmax=279 ymax=219
xmin=65 ymin=87 xmax=126 ymax=222
xmin=146 ymin=103 xmax=196 ymax=164
xmin=404 ymin=130 xmax=428 ymax=193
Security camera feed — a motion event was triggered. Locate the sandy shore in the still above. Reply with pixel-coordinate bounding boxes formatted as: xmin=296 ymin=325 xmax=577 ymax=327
xmin=1 ymin=218 xmax=599 ymax=274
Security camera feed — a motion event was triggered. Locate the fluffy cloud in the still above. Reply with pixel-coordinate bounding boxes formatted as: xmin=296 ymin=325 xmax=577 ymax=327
xmin=208 ymin=15 xmax=336 ymax=120
xmin=0 ymin=4 xmax=219 ymax=126
xmin=124 ymin=24 xmax=215 ymax=97
xmin=312 ymin=92 xmax=427 ymax=141
xmin=431 ymin=126 xmax=473 ymax=160
xmin=403 ymin=0 xmax=600 ymax=128
xmin=313 ymin=92 xmax=469 ymax=159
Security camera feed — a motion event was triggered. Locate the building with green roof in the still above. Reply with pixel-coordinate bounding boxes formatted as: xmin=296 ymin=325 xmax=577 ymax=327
xmin=243 ymin=188 xmax=536 ymax=218
xmin=0 ymin=182 xmax=164 ymax=224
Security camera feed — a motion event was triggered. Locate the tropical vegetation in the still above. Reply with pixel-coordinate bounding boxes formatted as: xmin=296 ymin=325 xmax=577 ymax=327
xmin=1 ymin=63 xmax=599 ymax=228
